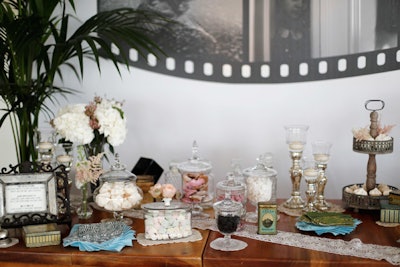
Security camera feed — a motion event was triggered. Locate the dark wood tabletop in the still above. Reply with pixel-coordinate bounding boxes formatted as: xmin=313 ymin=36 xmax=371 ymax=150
xmin=203 ymin=200 xmax=400 ymax=267
xmin=0 ymin=200 xmax=399 ymax=267
xmin=0 ymin=208 xmax=209 ymax=267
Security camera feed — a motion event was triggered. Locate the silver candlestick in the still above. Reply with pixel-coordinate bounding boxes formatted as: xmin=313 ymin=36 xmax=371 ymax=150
xmin=284 ymin=125 xmax=309 ymax=209
xmin=303 ymin=159 xmax=319 ymax=212
xmin=312 ymin=141 xmax=332 ymax=211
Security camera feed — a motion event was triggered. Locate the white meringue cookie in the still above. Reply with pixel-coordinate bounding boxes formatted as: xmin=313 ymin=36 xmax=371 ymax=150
xmin=354 ymin=187 xmax=368 ymax=196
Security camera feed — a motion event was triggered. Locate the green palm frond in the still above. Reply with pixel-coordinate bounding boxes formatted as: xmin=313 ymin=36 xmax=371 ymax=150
xmin=0 ymin=0 xmax=171 ymax=163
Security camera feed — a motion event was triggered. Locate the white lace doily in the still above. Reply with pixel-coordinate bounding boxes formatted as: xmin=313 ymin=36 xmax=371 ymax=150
xmin=192 ymin=218 xmax=400 ymax=265
xmin=136 ymin=229 xmax=203 ymax=246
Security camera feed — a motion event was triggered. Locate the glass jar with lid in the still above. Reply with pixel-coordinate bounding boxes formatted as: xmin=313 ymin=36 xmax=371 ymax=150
xmin=215 ymin=173 xmax=247 ymax=230
xmin=215 ymin=173 xmax=247 ymax=205
xmin=177 ymin=140 xmax=214 ymax=218
xmin=243 ymin=154 xmax=277 ymax=223
xmin=94 ymin=154 xmax=143 ymax=225
xmin=142 ymin=201 xmax=192 ymax=240
xmin=210 ymin=193 xmax=248 ymax=251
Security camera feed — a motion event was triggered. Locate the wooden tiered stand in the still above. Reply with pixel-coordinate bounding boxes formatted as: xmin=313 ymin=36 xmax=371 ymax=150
xmin=343 ymin=100 xmax=397 ymax=210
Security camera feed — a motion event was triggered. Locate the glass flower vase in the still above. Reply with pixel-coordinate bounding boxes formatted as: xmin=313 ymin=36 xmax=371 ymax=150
xmin=76 ymin=183 xmax=93 ymax=219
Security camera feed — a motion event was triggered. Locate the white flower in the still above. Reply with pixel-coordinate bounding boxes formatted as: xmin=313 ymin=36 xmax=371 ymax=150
xmin=53 ymin=104 xmax=94 ymax=145
xmin=95 ymin=99 xmax=127 ymax=146
xmin=52 ymin=96 xmax=127 ymax=147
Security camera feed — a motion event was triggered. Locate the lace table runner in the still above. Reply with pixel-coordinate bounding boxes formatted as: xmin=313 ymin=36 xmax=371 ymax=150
xmin=123 ymin=207 xmax=399 ymax=265
xmin=136 ymin=229 xmax=203 ymax=246
xmin=192 ymin=218 xmax=400 ymax=265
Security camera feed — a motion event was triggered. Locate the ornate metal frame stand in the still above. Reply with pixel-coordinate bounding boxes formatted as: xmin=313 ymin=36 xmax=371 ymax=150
xmin=0 ymin=162 xmax=71 ymax=228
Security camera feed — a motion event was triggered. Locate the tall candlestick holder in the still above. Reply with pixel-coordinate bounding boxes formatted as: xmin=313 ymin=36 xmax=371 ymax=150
xmin=302 ymin=158 xmax=319 ymax=212
xmin=312 ymin=141 xmax=332 ymax=211
xmin=284 ymin=125 xmax=309 ymax=209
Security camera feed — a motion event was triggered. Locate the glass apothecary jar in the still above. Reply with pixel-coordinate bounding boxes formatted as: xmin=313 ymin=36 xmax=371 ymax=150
xmin=215 ymin=173 xmax=247 ymax=205
xmin=215 ymin=173 xmax=247 ymax=230
xmin=177 ymin=141 xmax=214 ymax=218
xmin=142 ymin=202 xmax=192 ymax=240
xmin=210 ymin=194 xmax=247 ymax=251
xmin=94 ymin=155 xmax=143 ymax=225
xmin=243 ymin=156 xmax=277 ymax=223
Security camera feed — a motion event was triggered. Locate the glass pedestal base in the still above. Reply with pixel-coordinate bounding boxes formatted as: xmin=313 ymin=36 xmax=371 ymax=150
xmin=210 ymin=237 xmax=247 ymax=251
xmin=314 ymin=198 xmax=330 ymax=211
xmin=284 ymin=195 xmax=305 ymax=209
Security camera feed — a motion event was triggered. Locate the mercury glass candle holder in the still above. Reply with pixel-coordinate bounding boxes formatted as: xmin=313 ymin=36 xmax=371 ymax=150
xmin=36 ymin=127 xmax=57 ymax=166
xmin=312 ymin=141 xmax=332 ymax=211
xmin=302 ymin=159 xmax=319 ymax=212
xmin=284 ymin=125 xmax=309 ymax=209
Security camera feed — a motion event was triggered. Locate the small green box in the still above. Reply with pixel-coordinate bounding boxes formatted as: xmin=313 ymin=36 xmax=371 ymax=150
xmin=22 ymin=223 xmax=61 ymax=247
xmin=388 ymin=190 xmax=400 ymax=206
xmin=257 ymin=202 xmax=277 ymax=235
xmin=380 ymin=203 xmax=400 ymax=223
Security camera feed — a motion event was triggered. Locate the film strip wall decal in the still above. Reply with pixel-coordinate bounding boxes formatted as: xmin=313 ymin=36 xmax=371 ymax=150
xmin=117 ymin=46 xmax=400 ymax=83
xmin=98 ymin=0 xmax=400 ymax=84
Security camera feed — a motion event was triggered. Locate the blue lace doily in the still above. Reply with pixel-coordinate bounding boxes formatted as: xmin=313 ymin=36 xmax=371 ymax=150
xmin=63 ymin=221 xmax=135 ymax=252
xmin=295 ymin=219 xmax=362 ymax=236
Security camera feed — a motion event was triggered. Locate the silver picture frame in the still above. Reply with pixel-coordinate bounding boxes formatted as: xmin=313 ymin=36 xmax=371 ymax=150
xmin=0 ymin=173 xmax=57 ymax=223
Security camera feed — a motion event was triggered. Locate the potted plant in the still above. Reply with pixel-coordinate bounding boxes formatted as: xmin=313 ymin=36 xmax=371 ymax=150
xmin=0 ymin=0 xmax=168 ymax=165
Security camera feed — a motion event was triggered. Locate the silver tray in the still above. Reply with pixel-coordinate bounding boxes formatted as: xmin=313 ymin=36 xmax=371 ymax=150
xmin=352 ymin=138 xmax=393 ymax=154
xmin=342 ymin=183 xmax=398 ymax=210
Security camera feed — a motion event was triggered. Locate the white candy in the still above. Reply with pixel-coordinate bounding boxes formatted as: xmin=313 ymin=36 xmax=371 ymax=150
xmin=369 ymin=188 xmax=382 ymax=196
xmin=95 ymin=194 xmax=110 ymax=207
xmin=99 ymin=182 xmax=112 ymax=193
xmin=354 ymin=187 xmax=368 ymax=196
xmin=95 ymin=181 xmax=143 ymax=211
xmin=247 ymin=176 xmax=273 ymax=203
xmin=144 ymin=209 xmax=192 ymax=240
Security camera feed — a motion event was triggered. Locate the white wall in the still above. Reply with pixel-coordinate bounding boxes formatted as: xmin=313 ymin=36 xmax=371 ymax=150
xmin=50 ymin=62 xmax=400 ymax=200
xmin=1 ymin=1 xmax=399 ymax=201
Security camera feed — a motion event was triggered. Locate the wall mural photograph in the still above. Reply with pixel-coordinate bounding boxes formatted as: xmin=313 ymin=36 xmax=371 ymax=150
xmin=98 ymin=0 xmax=400 ymax=83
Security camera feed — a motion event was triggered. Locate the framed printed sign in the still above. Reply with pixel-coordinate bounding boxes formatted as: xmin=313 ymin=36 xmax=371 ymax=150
xmin=0 ymin=173 xmax=58 ymax=227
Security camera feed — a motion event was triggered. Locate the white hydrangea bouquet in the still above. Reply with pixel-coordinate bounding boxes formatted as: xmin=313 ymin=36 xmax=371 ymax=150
xmin=52 ymin=96 xmax=127 ymax=188
xmin=52 ymin=96 xmax=127 ymax=148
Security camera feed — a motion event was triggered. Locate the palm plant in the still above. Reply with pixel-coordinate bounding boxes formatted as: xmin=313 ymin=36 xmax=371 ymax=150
xmin=0 ymin=0 xmax=168 ymax=164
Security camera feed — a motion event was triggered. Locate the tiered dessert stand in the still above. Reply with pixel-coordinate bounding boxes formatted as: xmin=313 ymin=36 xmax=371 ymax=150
xmin=343 ymin=100 xmax=397 ymax=210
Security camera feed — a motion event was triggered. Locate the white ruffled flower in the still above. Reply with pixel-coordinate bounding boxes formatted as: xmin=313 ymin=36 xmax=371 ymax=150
xmin=53 ymin=104 xmax=94 ymax=145
xmin=52 ymin=96 xmax=127 ymax=147
xmin=95 ymin=99 xmax=127 ymax=146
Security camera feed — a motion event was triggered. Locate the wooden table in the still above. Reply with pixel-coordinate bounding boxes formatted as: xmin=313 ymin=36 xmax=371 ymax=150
xmin=0 ymin=200 xmax=399 ymax=267
xmin=203 ymin=200 xmax=400 ymax=267
xmin=0 ymin=208 xmax=209 ymax=267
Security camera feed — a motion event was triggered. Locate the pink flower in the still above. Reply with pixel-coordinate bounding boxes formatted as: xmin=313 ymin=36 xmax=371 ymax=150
xmin=162 ymin=184 xmax=177 ymax=198
xmin=149 ymin=184 xmax=162 ymax=198
xmin=75 ymin=152 xmax=104 ymax=189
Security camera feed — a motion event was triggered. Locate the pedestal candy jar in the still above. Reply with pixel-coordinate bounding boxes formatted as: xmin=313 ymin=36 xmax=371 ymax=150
xmin=177 ymin=141 xmax=214 ymax=217
xmin=243 ymin=156 xmax=277 ymax=223
xmin=215 ymin=173 xmax=247 ymax=230
xmin=210 ymin=194 xmax=247 ymax=251
xmin=94 ymin=155 xmax=143 ymax=224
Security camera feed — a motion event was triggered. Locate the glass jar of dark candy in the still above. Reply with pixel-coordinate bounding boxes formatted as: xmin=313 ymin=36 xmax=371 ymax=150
xmin=213 ymin=193 xmax=243 ymax=234
xmin=210 ymin=193 xmax=247 ymax=251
